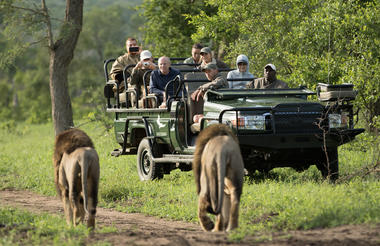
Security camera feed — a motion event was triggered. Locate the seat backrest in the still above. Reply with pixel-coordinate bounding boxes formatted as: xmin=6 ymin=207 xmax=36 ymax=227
xmin=184 ymin=72 xmax=208 ymax=94
xmin=104 ymin=58 xmax=116 ymax=82
xmin=219 ymin=71 xmax=229 ymax=80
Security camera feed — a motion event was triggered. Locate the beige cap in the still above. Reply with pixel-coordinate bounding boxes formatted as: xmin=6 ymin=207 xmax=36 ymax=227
xmin=140 ymin=50 xmax=152 ymax=61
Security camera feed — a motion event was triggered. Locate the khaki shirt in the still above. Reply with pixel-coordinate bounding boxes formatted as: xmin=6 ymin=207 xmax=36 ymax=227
xmin=199 ymin=73 xmax=228 ymax=91
xmin=110 ymin=53 xmax=140 ymax=81
xmin=247 ymin=77 xmax=289 ymax=89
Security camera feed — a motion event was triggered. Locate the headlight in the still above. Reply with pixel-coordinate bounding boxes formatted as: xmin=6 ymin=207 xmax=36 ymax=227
xmin=329 ymin=112 xmax=349 ymax=129
xmin=230 ymin=115 xmax=266 ymax=130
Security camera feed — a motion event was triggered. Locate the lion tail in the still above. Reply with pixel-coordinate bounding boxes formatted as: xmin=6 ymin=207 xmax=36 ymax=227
xmin=212 ymin=150 xmax=227 ymax=214
xmin=80 ymin=149 xmax=90 ymax=214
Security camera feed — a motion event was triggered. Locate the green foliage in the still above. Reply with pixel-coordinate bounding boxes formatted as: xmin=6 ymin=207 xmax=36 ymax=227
xmin=138 ymin=0 xmax=217 ymax=57
xmin=0 ymin=122 xmax=379 ymax=240
xmin=0 ymin=1 xmax=144 ymax=124
xmin=188 ymin=0 xmax=380 ymax=129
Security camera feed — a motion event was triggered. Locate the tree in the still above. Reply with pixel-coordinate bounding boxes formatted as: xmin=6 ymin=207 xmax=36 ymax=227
xmin=138 ymin=0 xmax=217 ymax=57
xmin=0 ymin=0 xmax=83 ymax=135
xmin=188 ymin=0 xmax=380 ymax=131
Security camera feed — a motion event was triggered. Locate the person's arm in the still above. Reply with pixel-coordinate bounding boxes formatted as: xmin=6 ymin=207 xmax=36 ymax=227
xmin=199 ymin=76 xmax=228 ymax=91
xmin=128 ymin=64 xmax=141 ymax=86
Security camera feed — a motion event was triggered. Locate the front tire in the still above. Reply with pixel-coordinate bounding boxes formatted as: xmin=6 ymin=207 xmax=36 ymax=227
xmin=136 ymin=138 xmax=163 ymax=181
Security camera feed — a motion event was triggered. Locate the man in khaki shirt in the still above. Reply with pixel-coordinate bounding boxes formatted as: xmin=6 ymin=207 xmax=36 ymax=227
xmin=246 ymin=64 xmax=288 ymax=89
xmin=110 ymin=37 xmax=140 ymax=90
xmin=191 ymin=63 xmax=228 ymax=123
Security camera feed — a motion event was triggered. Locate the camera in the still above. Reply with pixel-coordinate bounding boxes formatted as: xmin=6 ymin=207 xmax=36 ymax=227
xmin=128 ymin=46 xmax=139 ymax=52
xmin=143 ymin=61 xmax=150 ymax=66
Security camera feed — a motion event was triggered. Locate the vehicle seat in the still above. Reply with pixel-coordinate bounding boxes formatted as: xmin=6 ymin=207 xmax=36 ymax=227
xmin=184 ymin=72 xmax=208 ymax=95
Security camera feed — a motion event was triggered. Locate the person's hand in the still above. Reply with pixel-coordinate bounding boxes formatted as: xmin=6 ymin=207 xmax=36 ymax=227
xmin=147 ymin=62 xmax=157 ymax=70
xmin=193 ymin=114 xmax=204 ymax=123
xmin=159 ymin=102 xmax=166 ymax=108
xmin=191 ymin=89 xmax=204 ymax=101
xmin=196 ymin=89 xmax=204 ymax=101
xmin=135 ymin=61 xmax=144 ymax=69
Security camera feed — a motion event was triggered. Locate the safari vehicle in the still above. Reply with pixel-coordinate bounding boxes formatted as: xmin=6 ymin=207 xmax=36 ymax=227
xmin=103 ymin=59 xmax=364 ymax=181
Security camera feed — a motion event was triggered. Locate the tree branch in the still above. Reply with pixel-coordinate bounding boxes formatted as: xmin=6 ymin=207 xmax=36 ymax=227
xmin=41 ymin=0 xmax=54 ymax=49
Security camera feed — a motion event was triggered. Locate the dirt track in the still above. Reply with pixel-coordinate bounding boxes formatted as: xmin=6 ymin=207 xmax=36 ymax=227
xmin=1 ymin=189 xmax=379 ymax=246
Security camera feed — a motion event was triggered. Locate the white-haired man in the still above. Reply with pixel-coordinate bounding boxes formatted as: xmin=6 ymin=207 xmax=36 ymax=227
xmin=149 ymin=56 xmax=181 ymax=106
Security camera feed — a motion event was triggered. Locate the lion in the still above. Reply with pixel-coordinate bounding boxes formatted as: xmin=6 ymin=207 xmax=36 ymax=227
xmin=59 ymin=147 xmax=100 ymax=228
xmin=53 ymin=128 xmax=94 ymax=197
xmin=193 ymin=123 xmax=244 ymax=232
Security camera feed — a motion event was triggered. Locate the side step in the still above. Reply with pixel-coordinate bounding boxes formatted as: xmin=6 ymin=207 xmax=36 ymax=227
xmin=111 ymin=148 xmax=136 ymax=157
xmin=152 ymin=154 xmax=193 ymax=164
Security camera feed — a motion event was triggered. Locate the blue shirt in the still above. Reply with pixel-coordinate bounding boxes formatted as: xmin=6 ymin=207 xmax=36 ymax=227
xmin=149 ymin=67 xmax=182 ymax=99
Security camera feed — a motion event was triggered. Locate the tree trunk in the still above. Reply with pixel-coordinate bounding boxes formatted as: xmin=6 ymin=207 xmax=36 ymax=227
xmin=49 ymin=0 xmax=83 ymax=135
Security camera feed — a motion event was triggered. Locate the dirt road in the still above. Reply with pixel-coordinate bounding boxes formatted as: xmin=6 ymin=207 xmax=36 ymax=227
xmin=1 ymin=189 xmax=379 ymax=245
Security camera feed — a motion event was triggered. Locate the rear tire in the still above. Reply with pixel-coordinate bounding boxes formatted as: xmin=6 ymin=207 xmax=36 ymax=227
xmin=316 ymin=147 xmax=339 ymax=182
xmin=136 ymin=138 xmax=163 ymax=181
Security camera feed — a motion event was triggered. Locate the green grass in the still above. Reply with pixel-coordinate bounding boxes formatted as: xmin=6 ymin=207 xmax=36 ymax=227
xmin=0 ymin=207 xmax=90 ymax=245
xmin=0 ymin=121 xmax=379 ymax=240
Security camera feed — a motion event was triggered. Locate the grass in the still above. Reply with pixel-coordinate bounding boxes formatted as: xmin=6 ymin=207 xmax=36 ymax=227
xmin=0 ymin=207 xmax=90 ymax=245
xmin=0 ymin=121 xmax=379 ymax=241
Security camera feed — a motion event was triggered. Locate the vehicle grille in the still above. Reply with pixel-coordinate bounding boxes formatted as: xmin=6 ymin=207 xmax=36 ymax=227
xmin=273 ymin=104 xmax=324 ymax=134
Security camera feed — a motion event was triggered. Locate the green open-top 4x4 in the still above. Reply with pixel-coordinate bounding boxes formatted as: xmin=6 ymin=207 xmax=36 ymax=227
xmin=103 ymin=59 xmax=364 ymax=181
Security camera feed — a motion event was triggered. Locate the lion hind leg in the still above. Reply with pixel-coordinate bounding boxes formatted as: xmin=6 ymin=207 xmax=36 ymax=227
xmin=226 ymin=191 xmax=240 ymax=232
xmin=86 ymin=174 xmax=99 ymax=229
xmin=213 ymin=214 xmax=224 ymax=232
xmin=59 ymin=165 xmax=73 ymax=225
xmin=61 ymin=188 xmax=73 ymax=225
xmin=82 ymin=150 xmax=99 ymax=229
xmin=70 ymin=191 xmax=81 ymax=226
xmin=69 ymin=164 xmax=82 ymax=226
xmin=224 ymin=178 xmax=243 ymax=231
xmin=198 ymin=195 xmax=214 ymax=231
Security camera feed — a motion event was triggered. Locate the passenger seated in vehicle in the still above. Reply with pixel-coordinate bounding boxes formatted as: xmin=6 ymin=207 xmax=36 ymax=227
xmin=227 ymin=54 xmax=255 ymax=89
xmin=246 ymin=64 xmax=288 ymax=89
xmin=190 ymin=63 xmax=228 ymax=132
xmin=149 ymin=56 xmax=182 ymax=107
xmin=110 ymin=37 xmax=141 ymax=92
xmin=199 ymin=47 xmax=229 ymax=70
xmin=184 ymin=43 xmax=203 ymax=65
xmin=128 ymin=50 xmax=157 ymax=107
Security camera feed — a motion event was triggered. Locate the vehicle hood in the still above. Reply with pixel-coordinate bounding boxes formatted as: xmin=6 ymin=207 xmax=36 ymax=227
xmin=205 ymin=96 xmax=312 ymax=109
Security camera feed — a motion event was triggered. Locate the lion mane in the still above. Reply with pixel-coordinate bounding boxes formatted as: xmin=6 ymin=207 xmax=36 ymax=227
xmin=53 ymin=128 xmax=94 ymax=197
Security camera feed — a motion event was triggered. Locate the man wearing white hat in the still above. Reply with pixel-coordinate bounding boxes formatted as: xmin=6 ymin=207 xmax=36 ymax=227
xmin=127 ymin=50 xmax=157 ymax=106
xmin=246 ymin=63 xmax=288 ymax=89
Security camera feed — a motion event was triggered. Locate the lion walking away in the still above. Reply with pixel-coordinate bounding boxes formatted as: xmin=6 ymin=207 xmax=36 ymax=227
xmin=193 ymin=124 xmax=244 ymax=232
xmin=53 ymin=128 xmax=94 ymax=196
xmin=53 ymin=129 xmax=99 ymax=228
